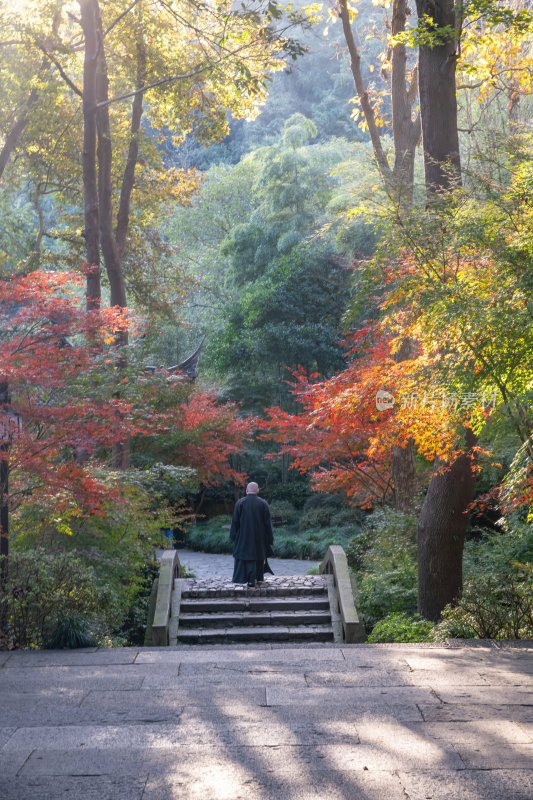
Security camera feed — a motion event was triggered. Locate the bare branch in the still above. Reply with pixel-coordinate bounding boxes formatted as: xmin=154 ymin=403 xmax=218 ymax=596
xmin=103 ymin=0 xmax=143 ymax=38
xmin=95 ymin=66 xmax=207 ymax=108
xmin=35 ymin=42 xmax=83 ymax=97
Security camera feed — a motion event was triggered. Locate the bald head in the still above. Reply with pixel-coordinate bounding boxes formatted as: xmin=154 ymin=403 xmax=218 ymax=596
xmin=246 ymin=482 xmax=259 ymax=494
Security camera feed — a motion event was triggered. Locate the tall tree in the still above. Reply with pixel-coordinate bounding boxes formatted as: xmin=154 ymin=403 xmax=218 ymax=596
xmin=415 ymin=0 xmax=461 ymax=193
xmin=336 ymin=0 xmax=421 ymax=205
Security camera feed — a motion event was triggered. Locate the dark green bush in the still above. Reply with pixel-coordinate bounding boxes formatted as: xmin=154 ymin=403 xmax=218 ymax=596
xmin=269 ymin=500 xmax=299 ymax=527
xmin=367 ymin=612 xmax=435 ymax=643
xmin=299 ymin=505 xmax=335 ymax=531
xmin=185 ymin=516 xmax=354 ymax=560
xmin=329 ymin=506 xmax=366 ymax=528
xmin=303 ymin=493 xmax=342 ymax=511
xmin=266 ymin=480 xmax=311 ymax=509
xmin=437 ymin=567 xmax=533 ymax=640
xmin=185 ymin=515 xmax=233 ymax=553
xmin=44 ymin=614 xmax=97 ymax=649
xmin=2 ymin=548 xmax=102 ymax=649
xmin=349 ymin=508 xmax=418 ymax=631
xmin=345 ymin=528 xmax=372 ymax=570
xmin=115 ymin=558 xmax=159 ymax=646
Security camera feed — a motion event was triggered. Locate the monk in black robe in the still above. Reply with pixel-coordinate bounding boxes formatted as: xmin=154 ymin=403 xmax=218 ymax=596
xmin=230 ymin=482 xmax=274 ymax=587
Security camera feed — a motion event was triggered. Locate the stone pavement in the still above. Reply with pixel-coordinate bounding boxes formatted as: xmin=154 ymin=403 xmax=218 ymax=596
xmin=1 ymin=641 xmax=532 ymax=799
xmin=176 ymin=548 xmax=320 ymax=579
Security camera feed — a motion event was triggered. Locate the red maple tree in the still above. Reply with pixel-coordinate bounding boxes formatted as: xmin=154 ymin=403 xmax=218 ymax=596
xmin=0 ymin=270 xmax=254 ymax=521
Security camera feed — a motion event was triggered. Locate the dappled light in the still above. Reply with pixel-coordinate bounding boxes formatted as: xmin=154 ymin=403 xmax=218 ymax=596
xmin=1 ymin=0 xmax=532 ymax=796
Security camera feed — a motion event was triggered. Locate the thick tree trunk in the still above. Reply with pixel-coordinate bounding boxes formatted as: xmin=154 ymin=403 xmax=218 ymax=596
xmin=93 ymin=1 xmax=127 ymax=314
xmin=416 ymin=0 xmax=461 ymax=193
xmin=417 ymin=428 xmax=477 ymax=620
xmin=391 ymin=441 xmax=417 ymax=512
xmin=79 ymin=0 xmax=102 ymax=309
xmin=91 ymin=1 xmax=146 ymax=470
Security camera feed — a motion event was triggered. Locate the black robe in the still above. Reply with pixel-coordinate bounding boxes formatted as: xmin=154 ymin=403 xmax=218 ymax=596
xmin=230 ymin=494 xmax=274 ymax=584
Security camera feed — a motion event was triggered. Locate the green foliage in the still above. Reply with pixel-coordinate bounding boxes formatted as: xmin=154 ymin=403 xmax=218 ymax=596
xmin=114 ymin=558 xmax=160 ymax=646
xmin=186 ymin=512 xmax=354 ymax=560
xmin=169 ymin=120 xmax=355 ymax=413
xmin=11 ymin=483 xmax=167 ymax=643
xmin=345 ymin=528 xmax=373 ymax=571
xmin=269 ymin=500 xmax=300 ymax=526
xmin=0 ymin=185 xmax=37 ymax=273
xmin=348 ymin=509 xmax=418 ymax=631
xmin=44 ymin=614 xmax=97 ymax=650
xmin=186 ymin=516 xmax=233 ymax=553
xmin=265 ymin=478 xmax=311 ymax=509
xmin=437 ymin=567 xmax=533 ymax=640
xmin=299 ymin=505 xmax=338 ymax=531
xmin=367 ymin=613 xmax=436 ymax=643
xmin=2 ymin=548 xmax=102 ymax=649
xmin=166 ymin=14 xmax=372 ymax=170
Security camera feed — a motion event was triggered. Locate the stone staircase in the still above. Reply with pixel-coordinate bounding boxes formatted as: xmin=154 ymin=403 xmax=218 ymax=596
xmin=169 ymin=575 xmax=336 ymax=645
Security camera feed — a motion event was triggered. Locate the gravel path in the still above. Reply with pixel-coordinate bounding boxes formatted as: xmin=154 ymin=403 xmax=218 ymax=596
xmin=175 ymin=548 xmax=319 ymax=579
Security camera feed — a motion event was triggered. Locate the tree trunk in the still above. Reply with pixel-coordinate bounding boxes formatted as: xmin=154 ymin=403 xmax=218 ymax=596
xmin=79 ymin=0 xmax=102 ymax=309
xmin=390 ymin=337 xmax=418 ymax=512
xmin=417 ymin=428 xmax=477 ymax=620
xmin=338 ymin=0 xmax=392 ymax=185
xmin=339 ymin=0 xmax=420 ymax=204
xmin=416 ymin=0 xmax=461 ymax=193
xmin=116 ymin=20 xmax=147 ymax=260
xmin=390 ymin=0 xmax=421 ymax=205
xmin=391 ymin=441 xmax=417 ymax=512
xmin=94 ymin=1 xmax=127 ymax=314
xmin=0 ymin=103 xmax=34 ymax=182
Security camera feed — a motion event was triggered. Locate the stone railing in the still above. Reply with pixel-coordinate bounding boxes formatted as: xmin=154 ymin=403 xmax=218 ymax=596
xmin=148 ymin=550 xmax=181 ymax=646
xmin=319 ymin=545 xmax=365 ymax=643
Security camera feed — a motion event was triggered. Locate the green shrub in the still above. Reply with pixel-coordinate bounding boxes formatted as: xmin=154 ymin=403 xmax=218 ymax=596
xmin=2 ymin=548 xmax=102 ymax=649
xmin=115 ymin=558 xmax=159 ymax=646
xmin=345 ymin=528 xmax=372 ymax=570
xmin=350 ymin=508 xmax=418 ymax=631
xmin=269 ymin=500 xmax=299 ymax=527
xmin=188 ymin=515 xmax=354 ymax=560
xmin=267 ymin=480 xmax=311 ymax=509
xmin=299 ymin=505 xmax=335 ymax=531
xmin=330 ymin=506 xmax=366 ymax=528
xmin=367 ymin=612 xmax=435 ymax=643
xmin=11 ymin=484 xmax=167 ymax=639
xmin=44 ymin=614 xmax=97 ymax=649
xmin=357 ymin=563 xmax=418 ymax=627
xmin=185 ymin=515 xmax=233 ymax=553
xmin=437 ymin=567 xmax=533 ymax=640
xmin=303 ymin=493 xmax=342 ymax=511
xmin=463 ymin=519 xmax=533 ymax=580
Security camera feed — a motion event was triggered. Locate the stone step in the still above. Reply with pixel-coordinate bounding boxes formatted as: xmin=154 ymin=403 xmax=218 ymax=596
xmin=176 ymin=624 xmax=334 ymax=644
xmin=179 ymin=595 xmax=330 ymax=614
xmin=179 ymin=610 xmax=332 ymax=628
xmin=180 ymin=582 xmax=328 ymax=600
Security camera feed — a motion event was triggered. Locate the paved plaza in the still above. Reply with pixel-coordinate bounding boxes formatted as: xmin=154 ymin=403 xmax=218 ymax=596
xmin=1 ymin=640 xmax=532 ymax=799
